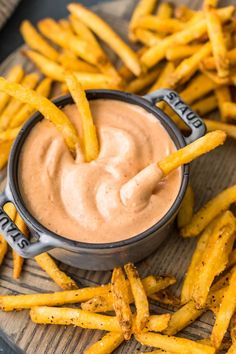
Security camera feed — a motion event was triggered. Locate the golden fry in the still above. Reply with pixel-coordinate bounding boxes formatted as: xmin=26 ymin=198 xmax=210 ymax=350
xmin=73 ymin=72 xmax=119 ymax=90
xmin=228 ymin=249 xmax=236 ymax=268
xmin=129 ymin=0 xmax=157 ymax=40
xmin=0 ymin=140 xmax=13 ymax=170
xmin=181 ymin=184 xmax=236 ymax=237
xmin=175 ymin=5 xmax=195 ymax=22
xmin=35 ymin=252 xmax=78 ymax=290
xmin=156 ymin=3 xmax=173 ymax=18
xmin=0 ymin=65 xmax=24 ymax=114
xmin=12 ymin=213 xmax=28 ymax=279
xmin=149 ymin=61 xmax=175 ymax=92
xmin=149 ymin=289 xmax=180 ymax=306
xmin=58 ymin=19 xmax=72 ymax=32
xmin=68 ymin=4 xmax=141 ymax=76
xmin=180 ymin=74 xmax=216 ymax=105
xmin=200 ymin=68 xmax=230 ymax=85
xmin=202 ymin=48 xmax=236 ymax=70
xmin=124 ymin=263 xmax=149 ymax=332
xmin=136 ymin=17 xmax=184 ymax=33
xmin=20 ymin=20 xmax=58 ymax=61
xmin=65 ymin=74 xmax=99 ymax=161
xmin=205 ymin=120 xmax=236 ymax=139
xmin=84 ymin=332 xmax=124 ymax=354
xmin=166 ymin=45 xmax=202 ymax=61
xmin=203 ymin=0 xmax=218 ymax=9
xmin=192 ymin=94 xmax=218 ymax=116
xmin=111 ymin=267 xmax=133 ymax=340
xmin=58 ymin=51 xmax=99 ymax=73
xmin=0 ymin=127 xmax=20 ymax=141
xmin=146 ymin=314 xmax=171 ymax=332
xmin=177 ymin=184 xmax=194 ymax=229
xmin=0 ymin=77 xmax=80 ymax=155
xmin=215 ymin=86 xmax=231 ymax=121
xmin=126 ymin=68 xmax=160 ymax=94
xmin=222 ymin=102 xmax=236 ymax=120
xmin=81 ymin=296 xmax=112 ymax=312
xmin=0 ymin=203 xmax=16 ymax=267
xmin=134 ymin=29 xmax=161 ymax=47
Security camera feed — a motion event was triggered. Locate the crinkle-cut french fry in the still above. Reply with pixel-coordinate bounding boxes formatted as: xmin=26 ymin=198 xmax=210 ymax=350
xmin=0 ymin=203 xmax=16 ymax=267
xmin=0 ymin=72 xmax=39 ymax=129
xmin=38 ymin=18 xmax=100 ymax=66
xmin=202 ymin=48 xmax=236 ymax=70
xmin=0 ymin=77 xmax=80 ymax=155
xmin=180 ymin=74 xmax=216 ymax=105
xmin=135 ymin=332 xmax=216 ymax=354
xmin=149 ymin=61 xmax=175 ymax=92
xmin=192 ymin=94 xmax=218 ymax=116
xmin=12 ymin=213 xmax=28 ymax=279
xmin=136 ymin=17 xmax=184 ymax=34
xmin=166 ymin=45 xmax=202 ymax=61
xmin=156 ymin=3 xmax=173 ymax=18
xmin=145 ymin=314 xmax=171 ymax=332
xmin=205 ymin=9 xmax=229 ymax=78
xmin=111 ymin=267 xmax=132 ymax=340
xmin=140 ymin=6 xmax=234 ymax=68
xmin=222 ymin=102 xmax=236 ymax=120
xmin=181 ymin=184 xmax=236 ymax=237
xmin=192 ymin=211 xmax=236 ymax=308
xmin=58 ymin=51 xmax=99 ymax=73
xmin=181 ymin=219 xmax=217 ymax=304
xmin=84 ymin=332 xmax=124 ymax=354
xmin=177 ymin=184 xmax=194 ymax=230
xmin=134 ymin=29 xmax=161 ymax=47
xmin=65 ymin=74 xmax=99 ymax=162
xmin=0 ymin=66 xmax=24 ymax=114
xmin=124 ymin=263 xmax=149 ymax=332
xmin=167 ymin=42 xmax=212 ymax=88
xmin=211 ymin=267 xmax=236 ymax=349
xmin=9 ymin=77 xmax=52 ymax=129
xmin=215 ymin=86 xmax=231 ymax=121
xmin=149 ymin=290 xmax=180 ymax=306
xmin=129 ymin=0 xmax=157 ymax=40
xmin=175 ymin=5 xmax=195 ymax=22
xmin=20 ymin=20 xmax=58 ymax=61
xmin=159 ymin=130 xmax=226 ymax=176
xmin=126 ymin=68 xmax=160 ymax=94
xmin=35 ymin=253 xmax=78 ymax=290
xmin=0 ymin=140 xmax=13 ymax=170
xmin=68 ymin=4 xmax=141 ymax=76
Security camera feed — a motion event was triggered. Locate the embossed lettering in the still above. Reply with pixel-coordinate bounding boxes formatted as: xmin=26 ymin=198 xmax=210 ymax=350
xmin=0 ymin=215 xmax=10 ymax=229
xmin=166 ymin=91 xmax=177 ymax=101
xmin=18 ymin=239 xmax=30 ymax=249
xmin=10 ymin=232 xmax=22 ymax=242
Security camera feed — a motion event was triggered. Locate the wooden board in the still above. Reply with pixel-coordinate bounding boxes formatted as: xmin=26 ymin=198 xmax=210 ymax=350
xmin=0 ymin=0 xmax=235 ymax=353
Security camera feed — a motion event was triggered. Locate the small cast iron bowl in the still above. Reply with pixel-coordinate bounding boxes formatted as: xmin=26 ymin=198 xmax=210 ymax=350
xmin=0 ymin=89 xmax=205 ymax=270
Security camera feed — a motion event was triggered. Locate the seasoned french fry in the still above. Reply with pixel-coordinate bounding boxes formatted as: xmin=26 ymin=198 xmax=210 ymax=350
xmin=0 ymin=77 xmax=80 ymax=155
xmin=129 ymin=0 xmax=157 ymax=40
xmin=149 ymin=61 xmax=175 ymax=92
xmin=12 ymin=213 xmax=29 ymax=279
xmin=180 ymin=74 xmax=216 ymax=105
xmin=111 ymin=267 xmax=132 ymax=340
xmin=228 ymin=314 xmax=236 ymax=353
xmin=215 ymin=86 xmax=231 ymax=121
xmin=9 ymin=77 xmax=52 ymax=129
xmin=177 ymin=184 xmax=194 ymax=229
xmin=0 ymin=140 xmax=13 ymax=170
xmin=118 ymin=47 xmax=147 ymax=82
xmin=124 ymin=263 xmax=149 ymax=332
xmin=69 ymin=15 xmax=98 ymax=47
xmin=84 ymin=332 xmax=124 ymax=354
xmin=228 ymin=249 xmax=236 ymax=269
xmin=35 ymin=253 xmax=78 ymax=290
xmin=0 ymin=72 xmax=39 ymax=129
xmin=211 ymin=267 xmax=236 ymax=349
xmin=58 ymin=51 xmax=99 ymax=73
xmin=20 ymin=20 xmax=58 ymax=61
xmin=175 ymin=5 xmax=195 ymax=22
xmin=73 ymin=72 xmax=119 ymax=90
xmin=81 ymin=296 xmax=111 ymax=312
xmin=135 ymin=332 xmax=216 ymax=354
xmin=205 ymin=9 xmax=229 ymax=77
xmin=156 ymin=3 xmax=173 ymax=18
xmin=0 ymin=203 xmax=16 ymax=267
xmin=126 ymin=68 xmax=160 ymax=94
xmin=140 ymin=351 xmax=171 ymax=354
xmin=65 ymin=74 xmax=99 ymax=162
xmin=134 ymin=29 xmax=161 ymax=47
xmin=192 ymin=211 xmax=236 ymax=308
xmin=68 ymin=4 xmax=141 ymax=76
xmin=0 ymin=66 xmax=24 ymax=114
xmin=192 ymin=95 xmax=218 ymax=116
xmin=222 ymin=102 xmax=236 ymax=120
xmin=166 ymin=45 xmax=202 ymax=61
xmin=202 ymin=48 xmax=236 ymax=70
xmin=149 ymin=289 xmax=180 ymax=306
xmin=146 ymin=314 xmax=171 ymax=332
xmin=136 ymin=17 xmax=184 ymax=34
xmin=181 ymin=184 xmax=236 ymax=237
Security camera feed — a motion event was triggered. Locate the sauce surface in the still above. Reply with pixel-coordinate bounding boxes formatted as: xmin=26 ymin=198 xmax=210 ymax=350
xmin=19 ymin=99 xmax=181 ymax=243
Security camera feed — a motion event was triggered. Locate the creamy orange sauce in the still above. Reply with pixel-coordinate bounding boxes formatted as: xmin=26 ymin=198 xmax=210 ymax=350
xmin=18 ymin=99 xmax=181 ymax=243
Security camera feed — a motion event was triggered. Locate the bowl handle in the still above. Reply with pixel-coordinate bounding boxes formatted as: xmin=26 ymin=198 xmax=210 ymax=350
xmin=144 ymin=89 xmax=206 ymax=144
xmin=0 ymin=190 xmax=60 ymax=258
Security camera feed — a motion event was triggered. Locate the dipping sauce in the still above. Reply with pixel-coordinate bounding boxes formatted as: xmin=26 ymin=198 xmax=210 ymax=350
xmin=18 ymin=99 xmax=181 ymax=243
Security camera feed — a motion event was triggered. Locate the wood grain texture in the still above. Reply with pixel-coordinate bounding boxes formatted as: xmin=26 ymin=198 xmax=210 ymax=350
xmin=0 ymin=0 xmax=235 ymax=353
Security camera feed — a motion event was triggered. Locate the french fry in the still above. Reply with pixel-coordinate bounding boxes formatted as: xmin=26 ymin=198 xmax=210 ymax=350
xmin=9 ymin=77 xmax=52 ymax=129
xmin=145 ymin=314 xmax=171 ymax=332
xmin=228 ymin=249 xmax=236 ymax=269
xmin=58 ymin=51 xmax=99 ymax=73
xmin=192 ymin=211 xmax=236 ymax=308
xmin=0 ymin=72 xmax=39 ymax=129
xmin=81 ymin=296 xmax=111 ymax=312
xmin=205 ymin=119 xmax=236 ymax=140
xmin=181 ymin=184 xmax=236 ymax=237
xmin=118 ymin=47 xmax=147 ymax=83
xmin=58 ymin=19 xmax=72 ymax=32
xmin=192 ymin=95 xmax=218 ymax=116
xmin=228 ymin=315 xmax=236 ymax=353
xmin=180 ymin=74 xmax=216 ymax=105
xmin=205 ymin=9 xmax=229 ymax=77
xmin=124 ymin=263 xmax=149 ymax=332
xmin=136 ymin=17 xmax=184 ymax=34
xmin=202 ymin=48 xmax=236 ymax=70
xmin=149 ymin=61 xmax=175 ymax=92
xmin=20 ymin=20 xmax=58 ymax=61
xmin=84 ymin=332 xmax=124 ymax=354
xmin=203 ymin=0 xmax=218 ymax=9
xmin=221 ymin=102 xmax=236 ymax=120
xmin=73 ymin=72 xmax=120 ymax=90
xmin=34 ymin=253 xmax=78 ymax=290
xmin=177 ymin=184 xmax=194 ymax=230
xmin=0 ymin=203 xmax=16 ymax=267
xmin=175 ymin=5 xmax=195 ymax=22
xmin=134 ymin=29 xmax=161 ymax=47
xmin=215 ymin=86 xmax=231 ymax=121
xmin=200 ymin=68 xmax=230 ymax=85
xmin=111 ymin=267 xmax=132 ymax=340
xmin=0 ymin=140 xmax=13 ymax=170
xmin=166 ymin=45 xmax=203 ymax=61
xmin=69 ymin=15 xmax=99 ymax=47
xmin=129 ymin=0 xmax=157 ymax=40
xmin=149 ymin=289 xmax=180 ymax=306
xmin=126 ymin=68 xmax=160 ymax=94
xmin=68 ymin=4 xmax=141 ymax=76
xmin=140 ymin=351 xmax=171 ymax=354
xmin=156 ymin=3 xmax=173 ymax=19
xmin=0 ymin=127 xmax=20 ymax=142
xmin=167 ymin=42 xmax=212 ymax=88
xmin=211 ymin=267 xmax=236 ymax=348
xmin=135 ymin=332 xmax=216 ymax=354
xmin=12 ymin=213 xmax=29 ymax=279
xmin=65 ymin=74 xmax=99 ymax=162
xmin=0 ymin=65 xmax=24 ymax=114
xmin=0 ymin=77 xmax=80 ymax=156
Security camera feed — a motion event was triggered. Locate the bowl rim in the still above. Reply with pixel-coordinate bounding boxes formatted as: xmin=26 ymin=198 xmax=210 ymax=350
xmin=8 ymin=89 xmax=189 ymax=250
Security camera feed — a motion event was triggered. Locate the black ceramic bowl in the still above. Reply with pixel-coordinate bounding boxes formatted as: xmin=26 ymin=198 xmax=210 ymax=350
xmin=0 ymin=89 xmax=205 ymax=270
